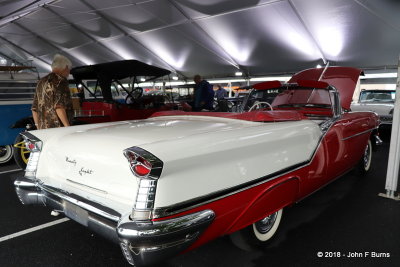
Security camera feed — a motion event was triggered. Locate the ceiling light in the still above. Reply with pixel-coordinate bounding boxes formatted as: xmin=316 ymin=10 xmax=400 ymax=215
xmin=250 ymin=76 xmax=291 ymax=82
xmin=316 ymin=64 xmax=322 ymax=68
xmin=140 ymin=78 xmax=146 ymax=82
xmin=235 ymin=71 xmax=243 ymax=76
xmin=361 ymin=73 xmax=397 ymax=79
xmin=172 ymin=76 xmax=178 ymax=80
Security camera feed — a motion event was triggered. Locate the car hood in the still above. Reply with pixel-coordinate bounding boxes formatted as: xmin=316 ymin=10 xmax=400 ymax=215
xmin=289 ymin=67 xmax=363 ymax=110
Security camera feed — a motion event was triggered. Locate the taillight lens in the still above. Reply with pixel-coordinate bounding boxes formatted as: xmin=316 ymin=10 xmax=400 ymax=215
xmin=21 ymin=133 xmax=42 ymax=178
xmin=134 ymin=164 xmax=151 ymax=176
xmin=125 ymin=150 xmax=153 ymax=177
xmin=25 ymin=140 xmax=41 ymax=152
xmin=27 ymin=142 xmax=36 ymax=151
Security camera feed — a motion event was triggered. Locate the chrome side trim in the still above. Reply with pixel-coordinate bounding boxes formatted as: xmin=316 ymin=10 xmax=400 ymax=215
xmin=341 ymin=128 xmax=374 ymax=141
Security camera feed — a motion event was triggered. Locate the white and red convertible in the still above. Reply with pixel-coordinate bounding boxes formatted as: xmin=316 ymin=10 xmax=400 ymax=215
xmin=15 ymin=67 xmax=380 ymax=266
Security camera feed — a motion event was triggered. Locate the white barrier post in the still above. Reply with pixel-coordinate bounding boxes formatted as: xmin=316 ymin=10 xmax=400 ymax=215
xmin=379 ymin=56 xmax=400 ymax=200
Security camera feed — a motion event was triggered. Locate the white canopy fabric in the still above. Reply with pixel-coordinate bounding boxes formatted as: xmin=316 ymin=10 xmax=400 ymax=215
xmin=0 ymin=0 xmax=399 ymax=79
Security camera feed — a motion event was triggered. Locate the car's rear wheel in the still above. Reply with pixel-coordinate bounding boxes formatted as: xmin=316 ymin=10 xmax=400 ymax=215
xmin=13 ymin=135 xmax=30 ymax=169
xmin=0 ymin=145 xmax=13 ymax=164
xmin=357 ymin=139 xmax=372 ymax=175
xmin=230 ymin=209 xmax=283 ymax=251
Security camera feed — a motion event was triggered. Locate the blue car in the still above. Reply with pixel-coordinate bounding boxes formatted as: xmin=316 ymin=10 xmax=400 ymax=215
xmin=0 ymin=68 xmax=37 ymax=164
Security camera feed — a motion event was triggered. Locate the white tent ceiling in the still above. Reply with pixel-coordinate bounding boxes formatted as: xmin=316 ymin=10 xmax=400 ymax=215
xmin=0 ymin=0 xmax=399 ymax=79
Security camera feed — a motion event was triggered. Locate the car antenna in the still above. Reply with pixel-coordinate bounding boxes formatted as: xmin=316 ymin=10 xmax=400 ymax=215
xmin=318 ymin=61 xmax=330 ymax=81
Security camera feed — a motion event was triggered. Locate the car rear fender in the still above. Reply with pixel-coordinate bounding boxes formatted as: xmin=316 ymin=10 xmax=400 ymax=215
xmin=225 ymin=177 xmax=300 ymax=234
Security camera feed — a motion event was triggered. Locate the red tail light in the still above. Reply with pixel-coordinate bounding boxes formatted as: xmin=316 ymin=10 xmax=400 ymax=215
xmin=125 ymin=150 xmax=153 ymax=177
xmin=27 ymin=142 xmax=36 ymax=150
xmin=134 ymin=164 xmax=151 ymax=176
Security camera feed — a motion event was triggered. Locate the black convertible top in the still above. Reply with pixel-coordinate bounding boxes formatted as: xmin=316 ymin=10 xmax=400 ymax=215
xmin=70 ymin=60 xmax=171 ymax=81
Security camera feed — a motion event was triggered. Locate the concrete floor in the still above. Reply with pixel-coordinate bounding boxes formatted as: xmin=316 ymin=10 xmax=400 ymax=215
xmin=0 ymin=130 xmax=399 ymax=267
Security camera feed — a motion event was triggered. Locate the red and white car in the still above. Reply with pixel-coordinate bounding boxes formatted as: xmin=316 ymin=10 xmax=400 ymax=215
xmin=14 ymin=67 xmax=380 ymax=266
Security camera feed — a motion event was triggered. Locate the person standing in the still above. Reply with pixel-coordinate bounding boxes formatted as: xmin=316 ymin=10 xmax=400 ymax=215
xmin=32 ymin=54 xmax=73 ymax=129
xmin=215 ymin=84 xmax=228 ymax=100
xmin=193 ymin=74 xmax=215 ymax=111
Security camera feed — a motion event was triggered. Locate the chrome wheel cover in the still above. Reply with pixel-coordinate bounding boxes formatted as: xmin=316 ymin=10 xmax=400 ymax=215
xmin=0 ymin=145 xmax=13 ymax=163
xmin=363 ymin=142 xmax=371 ymax=170
xmin=255 ymin=212 xmax=278 ymax=234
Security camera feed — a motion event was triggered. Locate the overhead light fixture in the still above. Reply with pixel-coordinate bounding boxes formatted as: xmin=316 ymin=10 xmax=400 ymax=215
xmin=361 ymin=73 xmax=397 ymax=79
xmin=172 ymin=76 xmax=178 ymax=80
xmin=250 ymin=76 xmax=291 ymax=82
xmin=316 ymin=64 xmax=322 ymax=68
xmin=140 ymin=78 xmax=146 ymax=82
xmin=235 ymin=71 xmax=243 ymax=76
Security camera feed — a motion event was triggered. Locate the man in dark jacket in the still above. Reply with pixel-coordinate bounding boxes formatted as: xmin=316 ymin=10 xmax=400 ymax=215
xmin=193 ymin=74 xmax=214 ymax=111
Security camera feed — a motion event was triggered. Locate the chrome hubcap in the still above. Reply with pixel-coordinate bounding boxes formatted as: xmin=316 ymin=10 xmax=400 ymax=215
xmin=255 ymin=212 xmax=278 ymax=234
xmin=363 ymin=143 xmax=370 ymax=169
xmin=0 ymin=146 xmax=6 ymax=157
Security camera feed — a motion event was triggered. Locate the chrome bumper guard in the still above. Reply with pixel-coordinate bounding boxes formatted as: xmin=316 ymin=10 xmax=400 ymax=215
xmin=14 ymin=177 xmax=215 ymax=266
xmin=375 ymin=135 xmax=383 ymax=147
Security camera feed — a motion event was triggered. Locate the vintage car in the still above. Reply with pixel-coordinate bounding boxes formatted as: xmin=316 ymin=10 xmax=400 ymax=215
xmin=351 ymin=89 xmax=395 ymax=126
xmin=69 ymin=59 xmax=179 ymax=124
xmin=14 ymin=67 xmax=380 ymax=266
xmin=0 ymin=66 xmax=38 ymax=164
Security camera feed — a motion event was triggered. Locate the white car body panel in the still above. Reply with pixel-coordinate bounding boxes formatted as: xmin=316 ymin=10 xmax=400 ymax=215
xmin=351 ymin=102 xmax=393 ymax=116
xmin=32 ymin=116 xmax=322 ymax=211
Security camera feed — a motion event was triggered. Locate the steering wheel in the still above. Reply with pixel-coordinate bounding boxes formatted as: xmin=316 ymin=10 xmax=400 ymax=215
xmin=125 ymin=87 xmax=143 ymax=104
xmin=249 ymin=101 xmax=273 ymax=111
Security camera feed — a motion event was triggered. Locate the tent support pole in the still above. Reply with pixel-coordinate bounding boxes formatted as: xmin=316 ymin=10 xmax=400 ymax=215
xmin=379 ymin=55 xmax=400 ymax=201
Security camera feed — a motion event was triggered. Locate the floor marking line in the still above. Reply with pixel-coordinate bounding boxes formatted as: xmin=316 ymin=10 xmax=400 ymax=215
xmin=0 ymin=218 xmax=70 ymax=242
xmin=0 ymin=168 xmax=22 ymax=175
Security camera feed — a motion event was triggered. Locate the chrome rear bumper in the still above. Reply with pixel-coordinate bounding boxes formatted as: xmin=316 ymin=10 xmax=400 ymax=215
xmin=14 ymin=177 xmax=215 ymax=266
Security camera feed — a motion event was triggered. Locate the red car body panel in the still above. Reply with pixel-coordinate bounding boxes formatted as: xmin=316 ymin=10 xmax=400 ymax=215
xmin=76 ymin=101 xmax=176 ymax=124
xmin=151 ymin=110 xmax=307 ymax=122
xmin=288 ymin=67 xmax=362 ymax=110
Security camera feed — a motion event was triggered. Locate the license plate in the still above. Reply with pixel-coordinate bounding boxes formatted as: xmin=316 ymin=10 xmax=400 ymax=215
xmin=64 ymin=201 xmax=89 ymax=226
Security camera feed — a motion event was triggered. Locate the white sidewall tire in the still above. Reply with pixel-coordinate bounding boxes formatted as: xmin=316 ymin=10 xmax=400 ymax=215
xmin=252 ymin=209 xmax=283 ymax=242
xmin=364 ymin=139 xmax=372 ymax=172
xmin=0 ymin=145 xmax=13 ymax=164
